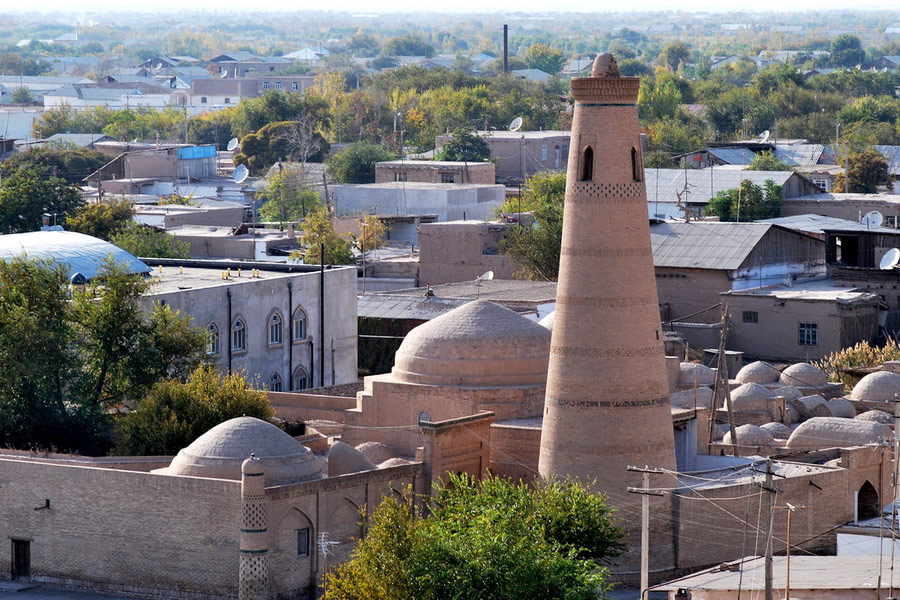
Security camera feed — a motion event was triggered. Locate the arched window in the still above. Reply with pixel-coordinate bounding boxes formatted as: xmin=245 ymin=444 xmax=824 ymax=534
xmin=232 ymin=318 xmax=246 ymax=352
xmin=292 ymin=308 xmax=308 ymax=341
xmin=857 ymin=480 xmax=880 ymax=521
xmin=268 ymin=371 xmax=283 ymax=392
xmin=207 ymin=322 xmax=220 ymax=356
xmin=293 ymin=367 xmax=309 ymax=391
xmin=631 ymin=147 xmax=641 ymax=181
xmin=580 ymin=146 xmax=593 ymax=181
xmin=268 ymin=312 xmax=283 ymax=346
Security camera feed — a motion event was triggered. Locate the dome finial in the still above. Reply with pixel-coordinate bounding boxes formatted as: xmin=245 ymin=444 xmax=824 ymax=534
xmin=591 ymin=52 xmax=620 ymax=77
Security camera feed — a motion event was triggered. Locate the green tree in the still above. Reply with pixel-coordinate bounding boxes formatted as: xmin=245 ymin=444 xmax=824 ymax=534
xmin=705 ymin=179 xmax=783 ymax=222
xmin=231 ymin=90 xmax=329 ymax=139
xmin=325 ymin=474 xmax=624 ymax=600
xmin=833 ymin=149 xmax=890 ymax=193
xmin=258 ymin=169 xmax=321 ymax=222
xmin=638 ymin=79 xmax=682 ymax=122
xmin=11 ymin=87 xmax=32 ymax=104
xmin=355 ymin=214 xmax=386 ymax=252
xmin=66 ymin=199 xmax=135 ymax=240
xmin=0 ymin=169 xmax=84 ymax=233
xmin=347 ymin=30 xmax=381 ymax=58
xmin=326 ymin=142 xmax=397 ymax=183
xmin=110 ymin=223 xmax=191 ymax=259
xmin=746 ymin=151 xmax=792 ymax=171
xmin=523 ymin=43 xmax=566 ymax=74
xmin=2 ymin=146 xmax=109 ymax=183
xmin=657 ymin=42 xmax=691 ymax=71
xmin=831 ymin=34 xmax=865 ymax=68
xmin=113 ymin=366 xmax=272 ymax=456
xmin=0 ymin=258 xmax=206 ymax=454
xmin=234 ymin=119 xmax=329 ymax=174
xmin=436 ymin=128 xmax=490 ymax=162
xmin=295 ymin=208 xmax=354 ymax=265
xmin=500 ymin=171 xmax=566 ymax=281
xmin=382 ymin=35 xmax=435 ymax=58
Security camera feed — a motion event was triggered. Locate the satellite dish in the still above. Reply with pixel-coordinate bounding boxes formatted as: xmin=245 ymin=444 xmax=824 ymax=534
xmin=226 ymin=137 xmax=239 ymax=151
xmin=233 ymin=164 xmax=249 ymax=184
xmin=881 ymin=248 xmax=900 ymax=270
xmin=509 ymin=117 xmax=523 ymax=132
xmin=477 ymin=270 xmax=494 ymax=281
xmin=154 ymin=62 xmax=163 ymax=71
xmin=758 ymin=130 xmax=771 ymax=142
xmin=861 ymin=210 xmax=884 ymax=228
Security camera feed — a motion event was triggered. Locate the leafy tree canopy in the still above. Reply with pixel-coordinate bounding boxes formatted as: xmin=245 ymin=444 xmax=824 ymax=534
xmin=705 ymin=179 xmax=783 ymax=222
xmin=833 ymin=148 xmax=890 ymax=193
xmin=326 ymin=141 xmax=397 ymax=183
xmin=435 ymin=128 xmax=490 ymax=162
xmin=325 ymin=474 xmax=624 ymax=600
xmin=523 ymin=43 xmax=566 ymax=74
xmin=295 ymin=207 xmax=354 ymax=265
xmin=113 ymin=366 xmax=272 ymax=456
xmin=258 ymin=168 xmax=322 ymax=223
xmin=0 ymin=168 xmax=84 ymax=233
xmin=66 ymin=199 xmax=135 ymax=240
xmin=110 ymin=223 xmax=191 ymax=259
xmin=746 ymin=151 xmax=792 ymax=171
xmin=382 ymin=34 xmax=435 ymax=58
xmin=500 ymin=171 xmax=566 ymax=281
xmin=2 ymin=146 xmax=109 ymax=183
xmin=235 ymin=120 xmax=329 ymax=174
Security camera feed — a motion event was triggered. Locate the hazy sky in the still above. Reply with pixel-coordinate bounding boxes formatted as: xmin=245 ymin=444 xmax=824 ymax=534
xmin=9 ymin=0 xmax=900 ymax=13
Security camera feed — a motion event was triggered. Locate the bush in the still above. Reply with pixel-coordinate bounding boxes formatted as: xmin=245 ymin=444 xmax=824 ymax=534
xmin=114 ymin=366 xmax=273 ymax=456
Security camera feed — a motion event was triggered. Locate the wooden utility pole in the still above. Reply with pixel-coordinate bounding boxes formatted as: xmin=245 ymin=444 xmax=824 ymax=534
xmin=627 ymin=465 xmax=666 ymax=599
xmin=708 ymin=312 xmax=738 ymax=455
xmin=763 ymin=459 xmax=775 ymax=600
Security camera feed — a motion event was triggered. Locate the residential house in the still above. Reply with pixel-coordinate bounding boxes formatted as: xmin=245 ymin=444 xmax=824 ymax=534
xmin=208 ymin=52 xmax=294 ymax=78
xmin=42 ymin=82 xmax=173 ymax=109
xmin=174 ymin=76 xmax=316 ymax=113
xmin=435 ymin=130 xmax=570 ymax=183
xmin=0 ymin=75 xmax=93 ymax=104
xmin=417 ymin=220 xmax=517 ymax=286
xmin=329 ymin=182 xmax=505 ymax=222
xmin=375 ymin=160 xmax=495 ymax=185
xmin=781 ymin=193 xmax=900 ymax=227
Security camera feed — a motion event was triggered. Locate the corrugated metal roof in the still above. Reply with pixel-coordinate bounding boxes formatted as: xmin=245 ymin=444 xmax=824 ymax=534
xmin=650 ymin=222 xmax=772 ymax=270
xmin=773 ymin=143 xmax=825 ymax=166
xmin=760 ymin=213 xmax=900 ymax=234
xmin=357 ymin=295 xmax=469 ymax=320
xmin=0 ymin=231 xmax=150 ymax=280
xmin=644 ymin=168 xmax=798 ymax=207
xmin=707 ymin=148 xmax=756 ymax=164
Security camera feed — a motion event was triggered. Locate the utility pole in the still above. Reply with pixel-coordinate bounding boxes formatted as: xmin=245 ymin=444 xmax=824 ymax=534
xmin=708 ymin=312 xmax=737 ymax=455
xmin=627 ymin=465 xmax=667 ymax=600
xmin=763 ymin=459 xmax=775 ymax=600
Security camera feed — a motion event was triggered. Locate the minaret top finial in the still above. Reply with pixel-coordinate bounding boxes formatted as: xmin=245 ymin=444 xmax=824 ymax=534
xmin=591 ymin=52 xmax=620 ymax=77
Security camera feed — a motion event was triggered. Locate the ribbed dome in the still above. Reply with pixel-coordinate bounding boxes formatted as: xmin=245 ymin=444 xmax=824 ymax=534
xmin=735 ymin=361 xmax=780 ymax=384
xmin=856 ymin=409 xmax=894 ymax=424
xmin=760 ymin=422 xmax=793 ymax=440
xmin=780 ymin=363 xmax=828 ymax=387
xmin=850 ymin=371 xmax=900 ymax=402
xmin=165 ymin=417 xmax=322 ymax=485
xmin=726 ymin=382 xmax=774 ymax=412
xmin=723 ymin=424 xmax=774 ymax=447
xmin=392 ymin=300 xmax=551 ymax=387
xmin=786 ymin=417 xmax=892 ymax=450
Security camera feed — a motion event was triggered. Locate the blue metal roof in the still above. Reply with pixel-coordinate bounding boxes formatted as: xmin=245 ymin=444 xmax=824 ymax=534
xmin=0 ymin=231 xmax=150 ymax=280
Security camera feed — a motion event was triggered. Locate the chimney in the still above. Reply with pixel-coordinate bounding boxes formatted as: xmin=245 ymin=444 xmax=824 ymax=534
xmin=503 ymin=25 xmax=509 ymax=73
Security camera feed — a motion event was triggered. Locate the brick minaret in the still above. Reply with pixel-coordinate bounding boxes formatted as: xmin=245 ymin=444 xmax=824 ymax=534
xmin=537 ymin=53 xmax=676 ymax=575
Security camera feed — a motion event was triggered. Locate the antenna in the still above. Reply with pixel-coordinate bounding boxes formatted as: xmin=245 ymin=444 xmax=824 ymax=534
xmin=758 ymin=129 xmax=770 ymax=142
xmin=233 ymin=164 xmax=249 ymax=184
xmin=861 ymin=210 xmax=884 ymax=228
xmin=881 ymin=248 xmax=900 ymax=270
xmin=226 ymin=137 xmax=239 ymax=151
xmin=509 ymin=116 xmax=523 ymax=132
xmin=474 ymin=270 xmax=493 ymax=299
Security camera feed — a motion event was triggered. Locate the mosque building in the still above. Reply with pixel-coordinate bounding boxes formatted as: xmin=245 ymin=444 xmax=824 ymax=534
xmin=0 ymin=53 xmax=897 ymax=598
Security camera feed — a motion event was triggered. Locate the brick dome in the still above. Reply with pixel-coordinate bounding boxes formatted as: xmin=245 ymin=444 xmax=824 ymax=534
xmin=392 ymin=300 xmax=551 ymax=387
xmin=165 ymin=417 xmax=322 ymax=485
xmin=850 ymin=371 xmax=900 ymax=402
xmin=678 ymin=362 xmax=716 ymax=386
xmin=726 ymin=382 xmax=774 ymax=412
xmin=780 ymin=363 xmax=828 ymax=387
xmin=735 ymin=361 xmax=780 ymax=384
xmin=786 ymin=417 xmax=891 ymax=450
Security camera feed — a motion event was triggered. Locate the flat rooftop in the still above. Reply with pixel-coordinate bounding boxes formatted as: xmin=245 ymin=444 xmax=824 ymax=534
xmin=168 ymin=225 xmax=291 ymax=240
xmin=473 ymin=130 xmax=570 ymax=139
xmin=679 ymin=458 xmax=839 ymax=490
xmin=142 ymin=261 xmax=346 ymax=295
xmin=724 ymin=279 xmax=877 ymax=302
xmin=788 ymin=192 xmax=900 ymax=203
xmin=654 ymin=555 xmax=900 ymax=592
xmin=377 ymin=160 xmax=493 ymax=168
xmin=332 ymin=182 xmax=501 ymax=190
xmin=389 ymin=279 xmax=557 ymax=304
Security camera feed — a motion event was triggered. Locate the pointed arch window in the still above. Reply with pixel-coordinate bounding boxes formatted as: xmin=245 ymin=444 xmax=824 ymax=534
xmin=293 ymin=367 xmax=309 ymax=391
xmin=580 ymin=146 xmax=594 ymax=181
xmin=207 ymin=323 xmax=220 ymax=356
xmin=268 ymin=312 xmax=283 ymax=346
xmin=268 ymin=371 xmax=283 ymax=392
xmin=232 ymin=318 xmax=246 ymax=352
xmin=632 ymin=147 xmax=641 ymax=181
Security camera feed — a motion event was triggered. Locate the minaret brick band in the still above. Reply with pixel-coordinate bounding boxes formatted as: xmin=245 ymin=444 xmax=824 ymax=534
xmin=537 ymin=52 xmax=677 ymax=574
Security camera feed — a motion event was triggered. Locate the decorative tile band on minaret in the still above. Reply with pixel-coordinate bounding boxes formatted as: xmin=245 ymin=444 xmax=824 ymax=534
xmin=537 ymin=53 xmax=677 ymax=575
xmin=239 ymin=454 xmax=269 ymax=600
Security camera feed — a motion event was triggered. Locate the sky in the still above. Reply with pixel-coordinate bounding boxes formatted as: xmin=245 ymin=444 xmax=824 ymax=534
xmin=7 ymin=0 xmax=900 ymax=13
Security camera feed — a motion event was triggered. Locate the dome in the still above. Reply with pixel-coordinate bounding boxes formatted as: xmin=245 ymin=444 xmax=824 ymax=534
xmin=760 ymin=422 xmax=793 ymax=440
xmin=791 ymin=395 xmax=830 ymax=419
xmin=723 ymin=424 xmax=774 ymax=447
xmin=850 ymin=371 xmax=900 ymax=402
xmin=857 ymin=409 xmax=894 ymax=424
xmin=678 ymin=362 xmax=716 ymax=386
xmin=165 ymin=417 xmax=321 ymax=485
xmin=538 ymin=311 xmax=554 ymax=332
xmin=392 ymin=300 xmax=551 ymax=387
xmin=328 ymin=441 xmax=376 ymax=476
xmin=826 ymin=398 xmax=856 ymax=419
xmin=787 ymin=417 xmax=891 ymax=450
xmin=726 ymin=382 xmax=774 ymax=412
xmin=780 ymin=363 xmax=828 ymax=387
xmin=735 ymin=361 xmax=780 ymax=385
xmin=355 ymin=441 xmax=395 ymax=465
xmin=773 ymin=386 xmax=803 ymax=402
xmin=379 ymin=457 xmax=412 ymax=468
xmin=669 ymin=387 xmax=714 ymax=410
